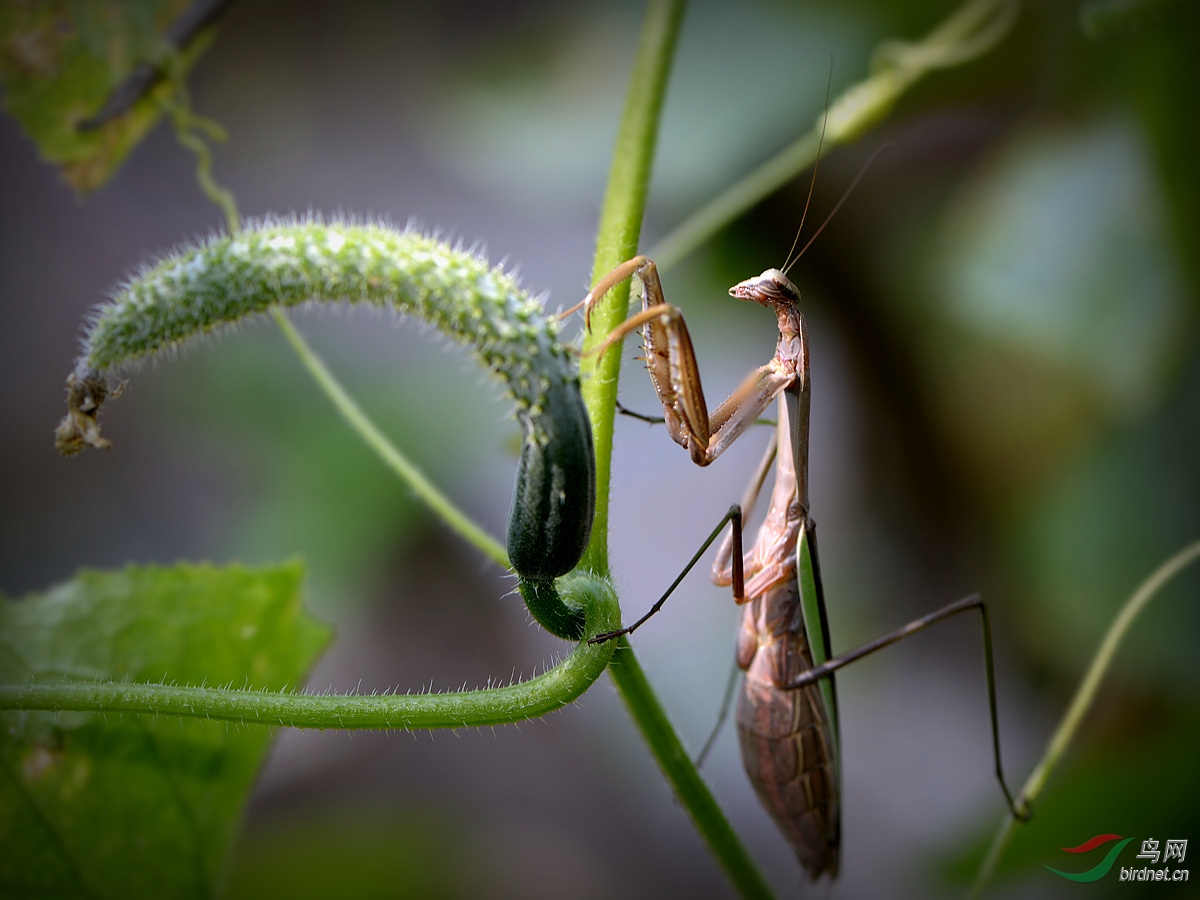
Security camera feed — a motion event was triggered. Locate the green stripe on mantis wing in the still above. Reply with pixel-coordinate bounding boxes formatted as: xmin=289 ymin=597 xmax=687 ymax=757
xmin=55 ymin=219 xmax=595 ymax=638
xmin=798 ymin=524 xmax=840 ymax=766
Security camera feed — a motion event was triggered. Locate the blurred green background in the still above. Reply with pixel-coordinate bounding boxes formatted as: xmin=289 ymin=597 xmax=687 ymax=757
xmin=1 ymin=1 xmax=1197 ymax=897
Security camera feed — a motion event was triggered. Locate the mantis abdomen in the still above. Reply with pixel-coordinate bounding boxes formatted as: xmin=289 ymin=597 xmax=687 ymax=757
xmin=736 ymin=565 xmax=840 ymax=879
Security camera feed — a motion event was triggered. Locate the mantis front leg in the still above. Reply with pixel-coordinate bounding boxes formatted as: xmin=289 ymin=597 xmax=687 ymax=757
xmin=580 ymin=256 xmax=796 ymax=467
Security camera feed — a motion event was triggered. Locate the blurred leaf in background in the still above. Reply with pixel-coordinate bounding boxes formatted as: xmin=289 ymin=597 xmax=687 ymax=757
xmin=888 ymin=2 xmax=1200 ymax=891
xmin=943 ymin=698 xmax=1200 ymax=896
xmin=424 ymin=1 xmax=875 ymax=218
xmin=931 ymin=117 xmax=1186 ymax=499
xmin=0 ymin=0 xmax=214 ymax=193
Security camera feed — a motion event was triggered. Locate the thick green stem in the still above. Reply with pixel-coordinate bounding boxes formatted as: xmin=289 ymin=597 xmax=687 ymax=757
xmin=969 ymin=540 xmax=1200 ymax=898
xmin=608 ymin=641 xmax=775 ymax=900
xmin=575 ymin=3 xmax=774 ymax=898
xmin=579 ymin=0 xmax=685 ymax=576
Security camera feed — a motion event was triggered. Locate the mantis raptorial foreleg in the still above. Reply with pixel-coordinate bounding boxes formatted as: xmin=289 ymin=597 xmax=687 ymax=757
xmin=570 ymin=256 xmax=795 ymax=468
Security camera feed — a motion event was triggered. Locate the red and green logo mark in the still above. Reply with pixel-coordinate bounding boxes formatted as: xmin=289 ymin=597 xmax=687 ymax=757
xmin=1046 ymin=834 xmax=1134 ymax=882
xmin=1048 ymin=835 xmax=1189 ymax=883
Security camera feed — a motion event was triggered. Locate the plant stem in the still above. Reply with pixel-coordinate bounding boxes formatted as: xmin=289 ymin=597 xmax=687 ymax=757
xmin=0 ymin=577 xmax=618 ymax=728
xmin=576 ymin=2 xmax=774 ymax=897
xmin=969 ymin=539 xmax=1200 ymax=898
xmin=579 ymin=0 xmax=685 ymax=576
xmin=608 ymin=640 xmax=775 ymax=900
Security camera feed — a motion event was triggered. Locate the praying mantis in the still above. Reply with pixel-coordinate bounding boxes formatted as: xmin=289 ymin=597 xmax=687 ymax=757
xmin=578 ymin=249 xmax=1031 ymax=878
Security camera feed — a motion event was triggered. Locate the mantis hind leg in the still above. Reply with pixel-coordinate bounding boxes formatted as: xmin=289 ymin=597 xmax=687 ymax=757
xmin=784 ymin=592 xmax=1033 ymax=822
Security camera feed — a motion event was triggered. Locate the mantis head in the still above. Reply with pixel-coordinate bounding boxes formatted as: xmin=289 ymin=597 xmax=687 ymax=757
xmin=728 ymin=269 xmax=801 ymax=311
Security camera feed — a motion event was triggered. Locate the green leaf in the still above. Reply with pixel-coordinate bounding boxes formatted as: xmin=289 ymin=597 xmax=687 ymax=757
xmin=0 ymin=562 xmax=331 ymax=900
xmin=0 ymin=1 xmax=210 ymax=193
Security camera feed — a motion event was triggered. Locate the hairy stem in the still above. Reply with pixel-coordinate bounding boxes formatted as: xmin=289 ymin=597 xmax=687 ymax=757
xmin=579 ymin=0 xmax=685 ymax=575
xmin=167 ymin=87 xmax=500 ymax=569
xmin=0 ymin=572 xmax=618 ymax=728
xmin=574 ymin=2 xmax=774 ymax=898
